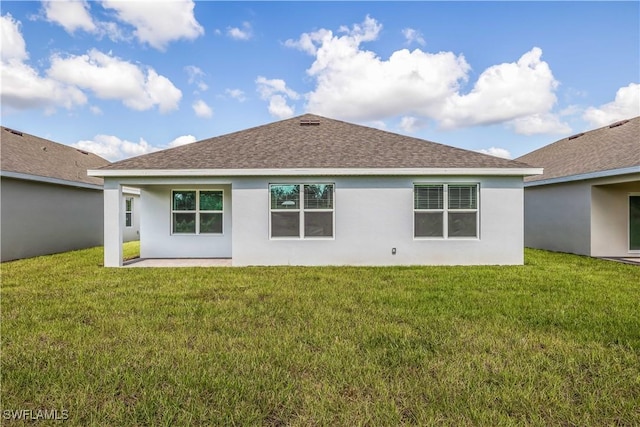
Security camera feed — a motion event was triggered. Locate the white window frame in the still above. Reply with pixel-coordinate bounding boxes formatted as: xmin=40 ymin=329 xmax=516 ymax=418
xmin=125 ymin=197 xmax=133 ymax=228
xmin=414 ymin=183 xmax=479 ymax=239
xmin=171 ymin=189 xmax=224 ymax=235
xmin=269 ymin=183 xmax=335 ymax=240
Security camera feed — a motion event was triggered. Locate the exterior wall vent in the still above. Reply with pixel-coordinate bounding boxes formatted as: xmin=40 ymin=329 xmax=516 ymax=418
xmin=4 ymin=128 xmax=23 ymax=136
xmin=568 ymin=133 xmax=584 ymax=140
xmin=300 ymin=119 xmax=320 ymax=126
xmin=609 ymin=119 xmax=629 ymax=128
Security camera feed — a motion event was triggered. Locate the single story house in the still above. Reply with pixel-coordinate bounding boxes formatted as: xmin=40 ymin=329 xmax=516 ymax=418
xmin=1 ymin=127 xmax=140 ymax=262
xmin=89 ymin=114 xmax=541 ymax=267
xmin=516 ymin=116 xmax=639 ymax=257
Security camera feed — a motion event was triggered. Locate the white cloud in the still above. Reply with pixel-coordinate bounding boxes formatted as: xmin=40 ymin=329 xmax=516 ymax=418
xmin=96 ymin=20 xmax=128 ymax=43
xmin=1 ymin=13 xmax=183 ymax=115
xmin=225 ymin=88 xmax=246 ymax=102
xmin=89 ymin=105 xmax=103 ymax=115
xmin=101 ymin=0 xmax=204 ymax=50
xmin=476 ymin=147 xmax=512 ymax=159
xmin=1 ymin=13 xmax=28 ymax=61
xmin=509 ymin=113 xmax=571 ymax=135
xmin=399 ymin=116 xmax=426 ymax=133
xmin=284 ymin=28 xmax=331 ymax=55
xmin=287 ymin=16 xmax=469 ymax=121
xmin=47 ymin=49 xmax=182 ymax=112
xmin=337 ymin=15 xmax=381 ymax=43
xmin=73 ymin=133 xmax=197 ymax=161
xmin=184 ymin=65 xmax=204 ymax=81
xmin=583 ymin=83 xmax=640 ymax=127
xmin=227 ymin=22 xmax=252 ymax=41
xmin=144 ymin=70 xmax=183 ymax=113
xmin=256 ymin=76 xmax=298 ymax=119
xmin=437 ymin=48 xmax=562 ymax=129
xmin=73 ymin=135 xmax=157 ymax=161
xmin=168 ymin=134 xmax=196 ymax=147
xmin=39 ymin=1 xmax=128 ymax=43
xmin=559 ymin=104 xmax=581 ymax=117
xmin=368 ymin=120 xmax=387 ymax=130
xmin=1 ymin=14 xmax=87 ymax=111
xmin=42 ymin=0 xmax=96 ymax=33
xmin=192 ymin=99 xmax=213 ymax=118
xmin=266 ymin=95 xmax=294 ymax=119
xmin=184 ymin=65 xmax=208 ymax=91
xmin=256 ymin=76 xmax=299 ymax=100
xmin=402 ymin=28 xmax=425 ymax=46
xmin=2 ymin=60 xmax=87 ymax=110
xmin=285 ymin=16 xmax=567 ymax=135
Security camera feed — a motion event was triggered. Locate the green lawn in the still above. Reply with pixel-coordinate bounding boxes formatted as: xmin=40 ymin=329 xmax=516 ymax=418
xmin=1 ymin=243 xmax=639 ymax=426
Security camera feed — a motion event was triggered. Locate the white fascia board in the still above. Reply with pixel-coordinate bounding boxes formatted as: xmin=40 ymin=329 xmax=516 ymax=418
xmin=524 ymin=166 xmax=640 ymax=187
xmin=1 ymin=170 xmax=103 ymax=190
xmin=89 ymin=167 xmax=543 ymax=178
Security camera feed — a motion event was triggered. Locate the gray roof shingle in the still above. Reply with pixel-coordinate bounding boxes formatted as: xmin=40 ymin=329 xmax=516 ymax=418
xmin=1 ymin=126 xmax=109 ymax=186
xmin=100 ymin=114 xmax=533 ymax=171
xmin=516 ymin=116 xmax=640 ymax=183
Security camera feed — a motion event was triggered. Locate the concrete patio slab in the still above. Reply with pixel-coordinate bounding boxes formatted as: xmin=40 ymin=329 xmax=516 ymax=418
xmin=124 ymin=258 xmax=232 ymax=267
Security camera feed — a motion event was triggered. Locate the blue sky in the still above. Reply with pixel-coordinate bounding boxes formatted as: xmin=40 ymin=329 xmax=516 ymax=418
xmin=1 ymin=1 xmax=638 ymax=161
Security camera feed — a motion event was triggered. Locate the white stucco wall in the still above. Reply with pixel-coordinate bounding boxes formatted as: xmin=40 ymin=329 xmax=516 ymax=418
xmin=104 ymin=175 xmax=525 ymax=266
xmin=231 ymin=176 xmax=524 ymax=266
xmin=1 ymin=177 xmax=103 ymax=261
xmin=139 ymin=185 xmax=232 ymax=258
xmin=523 ymin=181 xmax=591 ymax=256
xmin=103 ymin=183 xmax=122 ymax=267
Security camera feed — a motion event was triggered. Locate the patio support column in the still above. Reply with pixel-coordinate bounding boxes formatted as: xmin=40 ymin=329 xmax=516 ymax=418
xmin=103 ymin=180 xmax=123 ymax=267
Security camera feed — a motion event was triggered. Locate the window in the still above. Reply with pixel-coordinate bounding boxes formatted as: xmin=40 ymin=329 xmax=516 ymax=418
xmin=270 ymin=184 xmax=334 ymax=238
xmin=172 ymin=190 xmax=223 ymax=234
xmin=414 ymin=184 xmax=478 ymax=238
xmin=125 ymin=197 xmax=133 ymax=227
xmin=630 ymin=194 xmax=640 ymax=251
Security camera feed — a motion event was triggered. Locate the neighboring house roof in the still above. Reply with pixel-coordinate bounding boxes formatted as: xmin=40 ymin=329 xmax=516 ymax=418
xmin=1 ymin=126 xmax=109 ymax=187
xmin=516 ymin=116 xmax=640 ymax=184
xmin=96 ymin=114 xmax=535 ymax=175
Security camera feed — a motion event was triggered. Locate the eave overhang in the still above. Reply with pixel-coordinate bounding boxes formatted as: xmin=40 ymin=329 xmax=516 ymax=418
xmin=89 ymin=167 xmax=544 ymax=178
xmin=1 ymin=170 xmax=103 ymax=190
xmin=524 ymin=166 xmax=640 ymax=187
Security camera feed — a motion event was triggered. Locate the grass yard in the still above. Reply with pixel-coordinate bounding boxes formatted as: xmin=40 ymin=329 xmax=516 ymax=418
xmin=1 ymin=243 xmax=639 ymax=426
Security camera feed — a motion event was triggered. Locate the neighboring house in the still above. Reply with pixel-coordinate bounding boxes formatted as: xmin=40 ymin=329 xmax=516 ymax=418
xmin=1 ymin=127 xmax=139 ymax=262
xmin=89 ymin=114 xmax=541 ymax=267
xmin=516 ymin=117 xmax=640 ymax=257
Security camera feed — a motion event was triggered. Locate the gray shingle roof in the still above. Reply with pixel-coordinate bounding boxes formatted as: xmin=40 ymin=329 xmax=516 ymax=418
xmin=101 ymin=114 xmax=533 ymax=171
xmin=1 ymin=126 xmax=109 ymax=186
xmin=516 ymin=116 xmax=640 ymax=183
